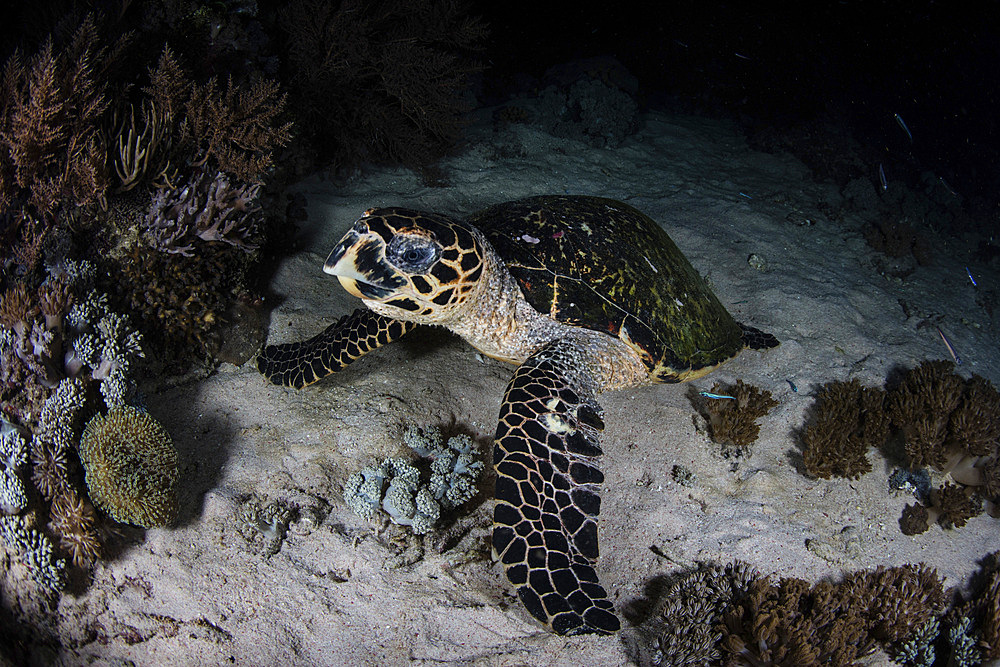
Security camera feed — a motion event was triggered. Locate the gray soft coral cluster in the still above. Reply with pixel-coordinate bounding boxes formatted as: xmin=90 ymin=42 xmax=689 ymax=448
xmin=145 ymin=168 xmax=261 ymax=256
xmin=343 ymin=425 xmax=484 ymax=534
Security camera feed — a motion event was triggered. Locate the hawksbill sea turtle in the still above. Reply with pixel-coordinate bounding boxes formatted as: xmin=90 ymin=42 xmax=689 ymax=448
xmin=256 ymin=195 xmax=778 ymax=635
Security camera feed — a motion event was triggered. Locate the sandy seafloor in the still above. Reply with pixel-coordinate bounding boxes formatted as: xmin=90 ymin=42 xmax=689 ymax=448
xmin=15 ymin=109 xmax=1000 ymax=666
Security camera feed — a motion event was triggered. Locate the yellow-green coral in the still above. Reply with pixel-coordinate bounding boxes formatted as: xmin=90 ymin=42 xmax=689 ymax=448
xmin=79 ymin=406 xmax=178 ymax=528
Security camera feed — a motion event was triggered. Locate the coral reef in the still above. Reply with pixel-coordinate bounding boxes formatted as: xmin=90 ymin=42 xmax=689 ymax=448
xmin=631 ymin=561 xmax=947 ymax=666
xmin=796 ymin=361 xmax=999 ymax=535
xmin=145 ymin=167 xmax=261 ymax=256
xmin=801 ymin=378 xmax=889 ymax=479
xmin=79 ymin=405 xmax=178 ymax=528
xmin=634 ymin=561 xmax=759 ymax=666
xmin=343 ymin=425 xmax=484 ymax=534
xmin=700 ymin=380 xmax=778 ymax=456
xmin=888 ymin=361 xmax=1000 ymax=534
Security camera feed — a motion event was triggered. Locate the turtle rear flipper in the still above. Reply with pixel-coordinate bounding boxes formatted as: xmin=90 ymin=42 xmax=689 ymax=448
xmin=738 ymin=322 xmax=780 ymax=350
xmin=492 ymin=340 xmax=621 ymax=635
xmin=257 ymin=308 xmax=414 ymax=388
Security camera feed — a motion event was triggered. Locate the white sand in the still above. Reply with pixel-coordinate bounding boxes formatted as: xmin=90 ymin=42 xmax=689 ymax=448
xmin=12 ymin=109 xmax=1000 ymax=665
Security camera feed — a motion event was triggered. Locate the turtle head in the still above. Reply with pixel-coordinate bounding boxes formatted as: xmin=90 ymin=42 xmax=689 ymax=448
xmin=324 ymin=207 xmax=486 ymax=323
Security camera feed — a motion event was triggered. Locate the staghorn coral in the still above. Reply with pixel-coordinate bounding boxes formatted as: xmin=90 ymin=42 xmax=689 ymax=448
xmin=701 ymin=380 xmax=778 ymax=456
xmin=278 ymin=0 xmax=486 ymax=169
xmin=144 ymin=167 xmax=261 ymax=256
xmin=79 ymin=406 xmax=178 ymax=528
xmin=802 ymin=378 xmax=889 ymax=479
xmin=343 ymin=424 xmax=484 ymax=534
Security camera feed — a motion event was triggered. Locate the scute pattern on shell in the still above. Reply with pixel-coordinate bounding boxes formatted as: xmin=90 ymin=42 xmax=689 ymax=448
xmin=471 ymin=195 xmax=745 ymax=381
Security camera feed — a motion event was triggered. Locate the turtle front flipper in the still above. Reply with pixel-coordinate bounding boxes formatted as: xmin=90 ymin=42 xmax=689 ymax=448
xmin=257 ymin=308 xmax=414 ymax=388
xmin=492 ymin=340 xmax=621 ymax=635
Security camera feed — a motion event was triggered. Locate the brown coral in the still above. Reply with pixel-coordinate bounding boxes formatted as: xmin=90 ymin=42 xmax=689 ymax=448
xmin=934 ymin=482 xmax=982 ymax=529
xmin=49 ymin=487 xmax=101 ymax=567
xmin=888 ymin=360 xmax=965 ymax=469
xmin=720 ymin=564 xmax=944 ymax=665
xmin=802 ymin=378 xmax=888 ymax=479
xmin=948 ymin=374 xmax=1000 ymax=457
xmin=702 ymin=380 xmax=778 ymax=455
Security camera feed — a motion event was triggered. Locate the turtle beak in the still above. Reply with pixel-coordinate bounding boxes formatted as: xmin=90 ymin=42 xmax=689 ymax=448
xmin=323 ymin=227 xmax=400 ymax=300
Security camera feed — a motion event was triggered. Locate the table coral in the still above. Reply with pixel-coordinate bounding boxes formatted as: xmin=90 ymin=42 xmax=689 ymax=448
xmin=79 ymin=406 xmax=178 ymax=528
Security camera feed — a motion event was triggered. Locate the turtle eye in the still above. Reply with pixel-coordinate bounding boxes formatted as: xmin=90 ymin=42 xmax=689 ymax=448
xmin=387 ymin=235 xmax=441 ymax=273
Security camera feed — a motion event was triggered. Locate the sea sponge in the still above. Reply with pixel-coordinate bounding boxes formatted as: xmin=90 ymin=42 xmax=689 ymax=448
xmin=79 ymin=406 xmax=178 ymax=528
xmin=802 ymin=379 xmax=889 ymax=479
xmin=701 ymin=380 xmax=778 ymax=455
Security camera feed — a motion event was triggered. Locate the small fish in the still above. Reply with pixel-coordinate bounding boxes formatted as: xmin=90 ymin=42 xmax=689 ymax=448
xmin=878 ymin=163 xmax=888 ymax=191
xmin=699 ymin=391 xmax=736 ymax=400
xmin=738 ymin=192 xmax=753 ymax=199
xmin=965 ymin=266 xmax=978 ymax=287
xmin=894 ymin=113 xmax=913 ymax=142
xmin=734 ymin=52 xmax=751 ymax=60
xmin=786 ymin=379 xmax=798 ymax=393
xmin=939 ymin=177 xmax=960 ymax=197
xmin=935 ymin=326 xmax=962 ymax=365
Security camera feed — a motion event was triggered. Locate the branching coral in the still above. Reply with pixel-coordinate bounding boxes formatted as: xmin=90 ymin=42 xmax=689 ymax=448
xmin=802 ymin=378 xmax=889 ymax=479
xmin=343 ymin=424 xmax=484 ymax=534
xmin=701 ymin=380 xmax=778 ymax=456
xmin=0 ymin=16 xmax=123 ymax=239
xmin=144 ymin=167 xmax=261 ymax=256
xmin=137 ymin=46 xmax=291 ymax=183
xmin=79 ymin=406 xmax=178 ymax=528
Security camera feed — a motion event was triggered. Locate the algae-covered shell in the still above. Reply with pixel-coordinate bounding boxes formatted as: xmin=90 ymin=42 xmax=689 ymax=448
xmin=471 ymin=195 xmax=745 ymax=382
